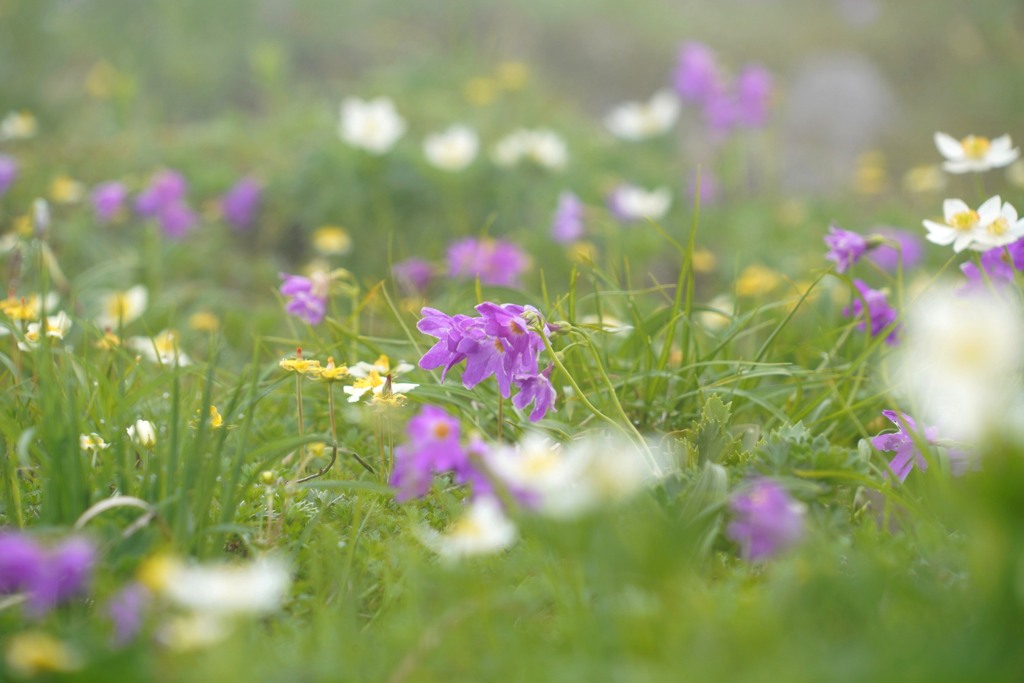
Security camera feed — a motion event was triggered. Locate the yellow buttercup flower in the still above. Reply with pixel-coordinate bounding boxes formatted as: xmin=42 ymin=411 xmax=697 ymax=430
xmin=316 ymin=356 xmax=349 ymax=381
xmin=188 ymin=310 xmax=220 ymax=332
xmin=691 ymin=248 xmax=716 ymax=273
xmin=736 ymin=264 xmax=782 ymax=297
xmin=495 ymin=61 xmax=530 ymax=91
xmin=50 ymin=175 xmax=86 ymax=204
xmin=312 ymin=226 xmax=352 ymax=256
xmin=5 ymin=631 xmax=81 ymax=677
xmin=279 ymin=348 xmax=322 ymax=375
xmin=464 ymin=77 xmax=498 ymax=107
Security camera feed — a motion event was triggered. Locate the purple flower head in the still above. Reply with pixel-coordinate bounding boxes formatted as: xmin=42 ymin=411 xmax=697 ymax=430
xmin=389 ymin=405 xmax=490 ymax=501
xmin=960 ymin=247 xmax=1016 ymax=293
xmin=91 ymin=181 xmax=127 ymax=223
xmin=702 ymin=91 xmax=739 ymax=136
xmin=868 ymin=227 xmax=924 ymax=272
xmin=158 ymin=201 xmax=198 ymax=239
xmin=106 ymin=582 xmax=150 ymax=647
xmin=25 ymin=536 xmax=96 ymax=617
xmin=221 ymin=176 xmax=262 ymax=231
xmin=279 ymin=272 xmax=329 ymax=326
xmin=511 ymin=365 xmax=556 ymax=421
xmin=735 ymin=63 xmax=773 ymax=128
xmin=844 ymin=279 xmax=899 ymax=344
xmin=447 ymin=237 xmax=530 ymax=288
xmin=673 ymin=42 xmax=722 ymax=104
xmin=824 ymin=224 xmax=868 ymax=273
xmin=871 ymin=410 xmax=972 ymax=481
xmin=0 ymin=154 xmax=18 ymax=197
xmin=551 ymin=191 xmax=585 ymax=244
xmin=134 ymin=169 xmax=187 ymax=217
xmin=727 ymin=479 xmax=806 ymax=561
xmin=0 ymin=532 xmax=44 ymax=594
xmin=393 ymin=258 xmax=434 ymax=296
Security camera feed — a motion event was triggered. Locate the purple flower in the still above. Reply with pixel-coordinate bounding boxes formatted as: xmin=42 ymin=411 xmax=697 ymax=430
xmin=0 ymin=532 xmax=44 ymax=594
xmin=551 ymin=191 xmax=585 ymax=244
xmin=734 ymin=64 xmax=773 ymax=128
xmin=220 ymin=176 xmax=262 ymax=231
xmin=106 ymin=582 xmax=150 ymax=647
xmin=389 ymin=405 xmax=483 ymax=501
xmin=0 ymin=154 xmax=18 ymax=198
xmin=960 ymin=247 xmax=1016 ymax=292
xmin=393 ymin=258 xmax=433 ymax=296
xmin=845 ymin=279 xmax=899 ymax=344
xmin=871 ymin=410 xmax=972 ymax=481
xmin=91 ymin=181 xmax=127 ymax=223
xmin=702 ymin=91 xmax=739 ymax=135
xmin=447 ymin=237 xmax=530 ymax=288
xmin=158 ymin=201 xmax=198 ymax=239
xmin=726 ymin=479 xmax=806 ymax=561
xmin=673 ymin=42 xmax=721 ymax=104
xmin=824 ymin=224 xmax=868 ymax=273
xmin=511 ymin=366 xmax=556 ymax=421
xmin=134 ymin=170 xmax=187 ymax=217
xmin=868 ymin=228 xmax=924 ymax=272
xmin=279 ymin=272 xmax=329 ymax=325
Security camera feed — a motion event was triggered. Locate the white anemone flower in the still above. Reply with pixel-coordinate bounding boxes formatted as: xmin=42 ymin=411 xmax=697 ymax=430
xmin=128 ymin=329 xmax=191 ymax=366
xmin=492 ymin=129 xmax=568 ymax=171
xmin=0 ymin=111 xmax=37 ymax=140
xmin=894 ymin=285 xmax=1024 ymax=443
xmin=423 ymin=124 xmax=479 ymax=172
xmin=96 ymin=285 xmax=148 ymax=329
xmin=18 ymin=311 xmax=72 ymax=350
xmin=338 ymin=97 xmax=406 ymax=155
xmin=934 ymin=132 xmax=1019 ymax=173
xmin=127 ymin=419 xmax=157 ymax=448
xmin=609 ymin=184 xmax=672 ymax=222
xmin=971 ymin=199 xmax=1024 ymax=251
xmin=604 ymin=89 xmax=680 ymax=141
xmin=79 ymin=433 xmax=110 ymax=452
xmin=160 ymin=557 xmax=291 ymax=617
xmin=343 ymin=354 xmax=417 ymax=402
xmin=922 ymin=196 xmax=1001 ymax=253
xmin=417 ymin=497 xmax=517 ymax=561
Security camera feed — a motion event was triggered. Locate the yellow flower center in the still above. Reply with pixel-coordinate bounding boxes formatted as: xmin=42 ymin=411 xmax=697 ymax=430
xmin=961 ymin=135 xmax=991 ymax=159
xmin=950 ymin=210 xmax=979 ymax=231
xmin=432 ymin=422 xmax=451 ymax=439
xmin=988 ymin=217 xmax=1009 ymax=236
xmin=353 ymin=370 xmax=384 ymax=389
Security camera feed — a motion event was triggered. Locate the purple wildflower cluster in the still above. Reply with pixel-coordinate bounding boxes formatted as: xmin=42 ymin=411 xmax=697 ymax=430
xmin=960 ymin=240 xmax=1024 ymax=293
xmin=418 ymin=302 xmax=556 ymax=421
xmin=447 ymin=237 xmax=530 ymax=288
xmin=393 ymin=257 xmax=434 ymax=296
xmin=824 ymin=224 xmax=868 ymax=273
xmin=673 ymin=42 xmax=773 ymax=137
xmin=134 ymin=169 xmax=198 ymax=238
xmin=220 ymin=176 xmax=262 ymax=231
xmin=0 ymin=532 xmax=95 ymax=617
xmin=871 ymin=410 xmax=971 ymax=481
xmin=91 ymin=181 xmax=127 ymax=223
xmin=824 ymin=224 xmax=924 ymax=274
xmin=279 ymin=271 xmax=330 ymax=325
xmin=726 ymin=479 xmax=806 ymax=561
xmin=390 ymin=405 xmax=492 ymax=501
xmin=0 ymin=154 xmax=18 ymax=198
xmin=551 ymin=191 xmax=585 ymax=244
xmin=844 ymin=279 xmax=899 ymax=344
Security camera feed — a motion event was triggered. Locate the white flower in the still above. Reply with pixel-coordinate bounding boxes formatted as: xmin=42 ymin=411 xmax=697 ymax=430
xmin=127 ymin=419 xmax=157 ymax=448
xmin=128 ymin=329 xmax=191 ymax=366
xmin=934 ymin=132 xmax=1019 ymax=173
xmin=423 ymin=124 xmax=479 ymax=172
xmin=604 ymin=89 xmax=680 ymax=141
xmin=972 ymin=199 xmax=1024 ymax=251
xmin=338 ymin=97 xmax=406 ymax=155
xmin=894 ymin=285 xmax=1024 ymax=442
xmin=343 ymin=354 xmax=417 ymax=402
xmin=922 ymin=196 xmax=1002 ymax=253
xmin=417 ymin=497 xmax=517 ymax=561
xmin=18 ymin=311 xmax=72 ymax=350
xmin=486 ymin=433 xmax=660 ymax=519
xmin=160 ymin=557 xmax=291 ymax=617
xmin=0 ymin=111 xmax=37 ymax=140
xmin=79 ymin=433 xmax=110 ymax=452
xmin=492 ymin=129 xmax=568 ymax=171
xmin=96 ymin=285 xmax=148 ymax=329
xmin=609 ymin=184 xmax=672 ymax=222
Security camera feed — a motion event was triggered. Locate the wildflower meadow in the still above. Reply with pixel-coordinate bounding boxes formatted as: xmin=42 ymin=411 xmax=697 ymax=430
xmin=3 ymin=1 xmax=1024 ymax=680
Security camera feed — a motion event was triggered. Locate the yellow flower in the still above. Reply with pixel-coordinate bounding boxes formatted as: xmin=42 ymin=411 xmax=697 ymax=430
xmin=209 ymin=406 xmax=224 ymax=429
xmin=691 ymin=248 xmax=716 ymax=273
xmin=463 ymin=77 xmax=498 ymax=107
xmin=50 ymin=175 xmax=86 ymax=204
xmin=903 ymin=164 xmax=947 ymax=193
xmin=312 ymin=226 xmax=352 ymax=256
xmin=317 ymin=356 xmax=348 ymax=381
xmin=85 ymin=60 xmax=119 ymax=99
xmin=188 ymin=310 xmax=220 ymax=332
xmin=137 ymin=554 xmax=181 ymax=592
xmin=5 ymin=631 xmax=81 ymax=677
xmin=495 ymin=61 xmax=530 ymax=91
xmin=95 ymin=330 xmax=122 ymax=349
xmin=19 ymin=311 xmax=72 ymax=349
xmin=567 ymin=241 xmax=599 ymax=265
xmin=0 ymin=293 xmax=56 ymax=321
xmin=853 ymin=150 xmax=887 ymax=195
xmin=279 ymin=348 xmax=322 ymax=375
xmin=736 ymin=264 xmax=782 ymax=297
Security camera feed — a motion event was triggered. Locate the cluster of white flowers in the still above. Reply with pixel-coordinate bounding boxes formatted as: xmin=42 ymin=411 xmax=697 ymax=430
xmin=922 ymin=195 xmax=1024 ymax=253
xmin=933 ymin=132 xmax=1019 ymax=174
xmin=609 ymin=184 xmax=673 ymax=222
xmin=603 ymin=89 xmax=680 ymax=141
xmin=422 ymin=124 xmax=479 ymax=172
xmin=491 ymin=128 xmax=569 ymax=171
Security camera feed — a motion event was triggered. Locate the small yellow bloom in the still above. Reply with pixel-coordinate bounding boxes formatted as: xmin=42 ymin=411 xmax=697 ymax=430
xmin=0 ymin=293 xmax=55 ymax=321
xmin=13 ymin=215 xmax=32 ymax=237
xmin=567 ymin=241 xmax=599 ymax=265
xmin=463 ymin=77 xmax=498 ymax=107
xmin=495 ymin=61 xmax=530 ymax=91
xmin=188 ymin=310 xmax=220 ymax=332
xmin=137 ymin=554 xmax=181 ymax=592
xmin=49 ymin=175 xmax=86 ymax=204
xmin=5 ymin=631 xmax=81 ymax=677
xmin=209 ymin=406 xmax=224 ymax=429
xmin=317 ymin=356 xmax=349 ymax=381
xmin=691 ymin=248 xmax=716 ymax=273
xmin=95 ymin=330 xmax=122 ymax=349
xmin=85 ymin=60 xmax=119 ymax=100
xmin=853 ymin=150 xmax=887 ymax=195
xmin=312 ymin=226 xmax=352 ymax=256
xmin=736 ymin=264 xmax=782 ymax=297
xmin=279 ymin=348 xmax=322 ymax=375
xmin=79 ymin=433 xmax=110 ymax=452
xmin=903 ymin=164 xmax=947 ymax=193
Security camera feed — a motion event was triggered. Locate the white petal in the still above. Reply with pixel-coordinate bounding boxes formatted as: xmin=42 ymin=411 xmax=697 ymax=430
xmin=934 ymin=132 xmax=965 ymax=161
